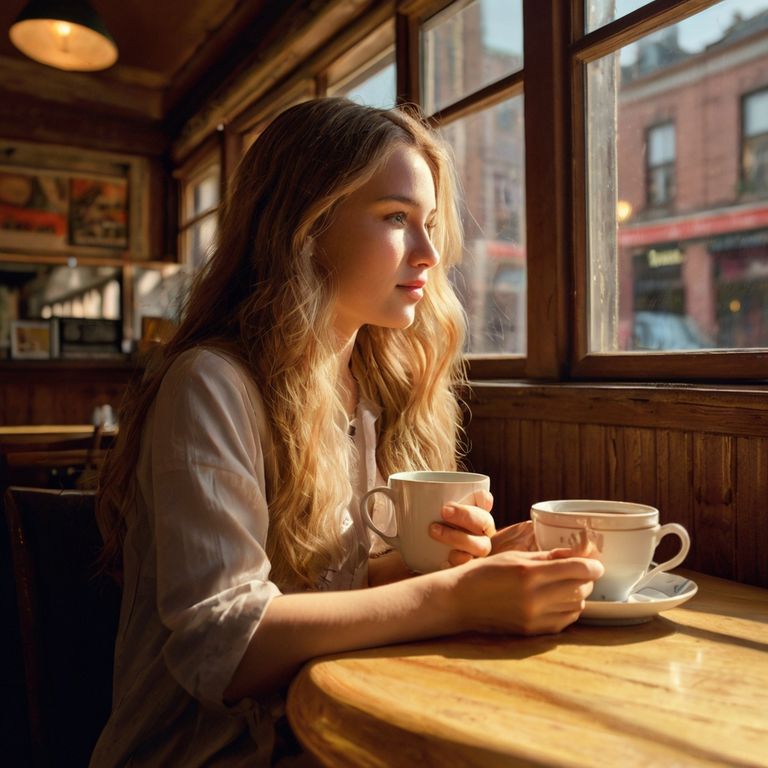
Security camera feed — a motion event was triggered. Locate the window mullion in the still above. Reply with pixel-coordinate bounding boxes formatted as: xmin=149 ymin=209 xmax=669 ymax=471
xmin=523 ymin=0 xmax=572 ymax=379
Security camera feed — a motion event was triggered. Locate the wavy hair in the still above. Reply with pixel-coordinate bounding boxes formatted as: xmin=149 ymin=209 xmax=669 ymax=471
xmin=97 ymin=97 xmax=467 ymax=588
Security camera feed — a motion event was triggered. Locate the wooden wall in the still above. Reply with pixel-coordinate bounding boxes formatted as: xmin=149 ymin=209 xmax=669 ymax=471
xmin=0 ymin=361 xmax=137 ymax=426
xmin=465 ymin=382 xmax=768 ymax=589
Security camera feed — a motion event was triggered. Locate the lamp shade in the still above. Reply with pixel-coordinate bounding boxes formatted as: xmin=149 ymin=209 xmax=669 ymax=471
xmin=9 ymin=0 xmax=118 ymax=72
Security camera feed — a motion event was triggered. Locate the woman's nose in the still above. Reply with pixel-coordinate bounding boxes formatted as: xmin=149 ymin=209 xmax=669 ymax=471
xmin=410 ymin=229 xmax=440 ymax=268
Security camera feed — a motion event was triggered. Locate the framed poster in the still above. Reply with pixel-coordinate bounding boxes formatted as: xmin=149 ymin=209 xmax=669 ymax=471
xmin=0 ymin=168 xmax=69 ymax=251
xmin=69 ymin=176 xmax=129 ymax=248
xmin=10 ymin=319 xmax=54 ymax=359
xmin=0 ymin=140 xmax=149 ymax=259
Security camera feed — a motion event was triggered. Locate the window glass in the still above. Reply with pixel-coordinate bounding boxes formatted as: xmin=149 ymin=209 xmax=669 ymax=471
xmin=586 ymin=0 xmax=768 ymax=352
xmin=180 ymin=161 xmax=220 ymax=269
xmin=421 ymin=0 xmax=523 ymax=114
xmin=440 ymin=96 xmax=526 ymax=354
xmin=586 ymin=1 xmax=654 ymax=32
xmin=328 ymin=49 xmax=396 ymax=108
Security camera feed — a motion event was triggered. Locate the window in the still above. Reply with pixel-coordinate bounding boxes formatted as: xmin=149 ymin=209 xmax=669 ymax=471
xmin=326 ymin=22 xmax=395 ymax=109
xmin=646 ymin=122 xmax=675 ymax=208
xmin=178 ymin=158 xmax=220 ymax=270
xmin=327 ymin=45 xmax=395 ymax=108
xmin=743 ymin=88 xmax=768 ymax=195
xmin=420 ymin=0 xmax=526 ymax=357
xmin=583 ymin=0 xmax=768 ymax=371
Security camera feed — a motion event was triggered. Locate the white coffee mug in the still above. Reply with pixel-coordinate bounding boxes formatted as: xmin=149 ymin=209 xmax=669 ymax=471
xmin=360 ymin=471 xmax=491 ymax=573
xmin=531 ymin=500 xmax=691 ymax=602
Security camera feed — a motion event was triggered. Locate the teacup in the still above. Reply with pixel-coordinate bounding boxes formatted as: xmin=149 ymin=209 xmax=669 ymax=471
xmin=531 ymin=499 xmax=690 ymax=602
xmin=360 ymin=471 xmax=491 ymax=573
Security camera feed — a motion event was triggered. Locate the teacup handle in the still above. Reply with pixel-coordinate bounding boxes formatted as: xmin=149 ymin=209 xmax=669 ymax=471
xmin=633 ymin=523 xmax=691 ymax=592
xmin=359 ymin=486 xmax=400 ymax=550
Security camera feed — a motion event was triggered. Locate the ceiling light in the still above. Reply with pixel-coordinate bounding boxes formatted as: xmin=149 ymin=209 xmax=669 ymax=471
xmin=9 ymin=0 xmax=118 ymax=72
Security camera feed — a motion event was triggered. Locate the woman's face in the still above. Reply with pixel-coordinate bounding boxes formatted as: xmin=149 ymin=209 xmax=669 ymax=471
xmin=317 ymin=144 xmax=440 ymax=341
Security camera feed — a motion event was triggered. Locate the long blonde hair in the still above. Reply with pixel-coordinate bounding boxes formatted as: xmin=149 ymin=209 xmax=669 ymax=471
xmin=98 ymin=97 xmax=467 ymax=588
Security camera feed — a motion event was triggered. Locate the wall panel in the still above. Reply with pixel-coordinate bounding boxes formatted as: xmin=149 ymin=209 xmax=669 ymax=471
xmin=465 ymin=383 xmax=768 ymax=588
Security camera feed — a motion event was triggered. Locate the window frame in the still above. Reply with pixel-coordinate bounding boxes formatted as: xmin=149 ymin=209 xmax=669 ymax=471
xmin=175 ymin=140 xmax=222 ymax=270
xmin=176 ymin=0 xmax=768 ymax=382
xmin=570 ymin=0 xmax=768 ymax=381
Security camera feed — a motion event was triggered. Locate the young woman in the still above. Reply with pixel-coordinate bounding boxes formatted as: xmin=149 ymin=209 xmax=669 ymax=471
xmin=91 ymin=98 xmax=602 ymax=767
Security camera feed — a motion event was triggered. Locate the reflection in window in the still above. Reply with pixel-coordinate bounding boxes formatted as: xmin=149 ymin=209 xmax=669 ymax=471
xmin=587 ymin=0 xmax=768 ymax=352
xmin=440 ymin=97 xmax=526 ymax=354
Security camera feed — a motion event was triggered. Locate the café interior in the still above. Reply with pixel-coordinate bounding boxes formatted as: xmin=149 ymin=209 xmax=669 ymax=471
xmin=1 ymin=0 xmax=766 ymax=766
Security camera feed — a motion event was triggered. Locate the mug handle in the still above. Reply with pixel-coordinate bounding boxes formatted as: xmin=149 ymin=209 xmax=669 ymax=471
xmin=359 ymin=486 xmax=400 ymax=550
xmin=633 ymin=523 xmax=691 ymax=592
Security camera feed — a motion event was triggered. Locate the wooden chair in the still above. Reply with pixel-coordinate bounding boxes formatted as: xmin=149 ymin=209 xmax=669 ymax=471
xmin=4 ymin=486 xmax=121 ymax=767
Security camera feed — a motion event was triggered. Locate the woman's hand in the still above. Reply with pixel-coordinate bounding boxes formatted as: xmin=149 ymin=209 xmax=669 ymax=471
xmin=490 ymin=520 xmax=538 ymax=553
xmin=449 ymin=547 xmax=605 ymax=636
xmin=428 ymin=489 xmax=496 ymax=567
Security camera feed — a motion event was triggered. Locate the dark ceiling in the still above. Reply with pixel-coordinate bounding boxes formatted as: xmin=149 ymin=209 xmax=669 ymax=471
xmin=0 ymin=0 xmax=298 ymax=130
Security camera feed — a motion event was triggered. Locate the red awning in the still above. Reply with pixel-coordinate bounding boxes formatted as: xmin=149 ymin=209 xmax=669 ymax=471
xmin=618 ymin=204 xmax=768 ymax=248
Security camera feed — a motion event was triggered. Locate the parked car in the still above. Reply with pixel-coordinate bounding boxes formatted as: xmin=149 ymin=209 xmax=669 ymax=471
xmin=632 ymin=311 xmax=713 ymax=351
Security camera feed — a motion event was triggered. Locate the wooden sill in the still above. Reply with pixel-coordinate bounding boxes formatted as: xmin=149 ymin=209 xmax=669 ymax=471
xmin=466 ymin=380 xmax=768 ymax=437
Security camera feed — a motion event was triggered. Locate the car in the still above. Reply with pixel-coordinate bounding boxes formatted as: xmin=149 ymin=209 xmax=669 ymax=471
xmin=632 ymin=311 xmax=713 ymax=351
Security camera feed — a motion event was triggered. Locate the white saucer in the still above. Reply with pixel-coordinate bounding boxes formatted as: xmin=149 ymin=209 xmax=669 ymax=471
xmin=579 ymin=572 xmax=698 ymax=626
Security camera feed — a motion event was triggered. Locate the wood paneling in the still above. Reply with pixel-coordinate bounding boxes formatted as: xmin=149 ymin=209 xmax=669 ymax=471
xmin=0 ymin=362 xmax=137 ymax=426
xmin=465 ymin=382 xmax=768 ymax=588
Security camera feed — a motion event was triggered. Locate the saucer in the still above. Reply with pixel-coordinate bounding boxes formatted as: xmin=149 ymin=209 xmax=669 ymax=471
xmin=579 ymin=572 xmax=698 ymax=626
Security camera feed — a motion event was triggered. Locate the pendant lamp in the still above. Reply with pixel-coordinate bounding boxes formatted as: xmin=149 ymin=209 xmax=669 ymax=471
xmin=9 ymin=0 xmax=118 ymax=72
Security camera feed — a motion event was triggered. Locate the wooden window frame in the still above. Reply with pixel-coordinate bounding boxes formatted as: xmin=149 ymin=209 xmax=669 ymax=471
xmin=570 ymin=0 xmax=768 ymax=381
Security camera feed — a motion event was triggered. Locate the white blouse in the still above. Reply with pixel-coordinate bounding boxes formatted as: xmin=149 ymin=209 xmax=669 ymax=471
xmin=90 ymin=348 xmax=388 ymax=768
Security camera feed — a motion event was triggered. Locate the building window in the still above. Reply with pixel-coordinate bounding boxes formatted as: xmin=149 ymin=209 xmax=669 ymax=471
xmin=646 ymin=122 xmax=675 ymax=208
xmin=742 ymin=88 xmax=768 ymax=195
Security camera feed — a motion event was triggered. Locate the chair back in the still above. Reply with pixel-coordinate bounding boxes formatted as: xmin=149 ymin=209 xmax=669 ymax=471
xmin=4 ymin=486 xmax=121 ymax=767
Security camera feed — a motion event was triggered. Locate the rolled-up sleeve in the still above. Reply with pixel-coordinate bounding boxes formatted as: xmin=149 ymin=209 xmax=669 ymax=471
xmin=146 ymin=350 xmax=281 ymax=708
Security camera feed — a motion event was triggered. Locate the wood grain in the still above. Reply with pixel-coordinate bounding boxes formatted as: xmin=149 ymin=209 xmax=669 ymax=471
xmin=465 ymin=384 xmax=768 ymax=588
xmin=288 ymin=572 xmax=768 ymax=768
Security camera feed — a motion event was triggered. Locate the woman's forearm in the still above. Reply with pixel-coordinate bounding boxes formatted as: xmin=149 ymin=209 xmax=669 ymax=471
xmin=223 ymin=568 xmax=460 ymax=702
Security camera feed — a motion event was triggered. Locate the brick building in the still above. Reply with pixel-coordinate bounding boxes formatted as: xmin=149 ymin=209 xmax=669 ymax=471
xmin=617 ymin=9 xmax=768 ymax=349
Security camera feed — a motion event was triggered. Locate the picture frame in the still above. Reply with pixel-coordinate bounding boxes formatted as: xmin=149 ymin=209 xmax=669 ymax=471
xmin=10 ymin=319 xmax=54 ymax=359
xmin=0 ymin=140 xmax=150 ymax=259
xmin=0 ymin=168 xmax=69 ymax=252
xmin=69 ymin=176 xmax=129 ymax=248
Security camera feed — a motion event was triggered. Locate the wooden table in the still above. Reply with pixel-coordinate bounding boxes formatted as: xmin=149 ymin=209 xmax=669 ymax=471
xmin=287 ymin=571 xmax=768 ymax=767
xmin=0 ymin=425 xmax=116 ymax=447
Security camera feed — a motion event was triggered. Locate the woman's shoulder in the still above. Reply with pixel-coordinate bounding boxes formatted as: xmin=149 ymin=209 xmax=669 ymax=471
xmin=164 ymin=346 xmax=256 ymax=392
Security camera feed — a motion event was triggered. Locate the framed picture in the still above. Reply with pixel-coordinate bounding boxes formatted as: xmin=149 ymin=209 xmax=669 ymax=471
xmin=10 ymin=319 xmax=54 ymax=359
xmin=0 ymin=168 xmax=69 ymax=252
xmin=69 ymin=176 xmax=129 ymax=248
xmin=0 ymin=140 xmax=150 ymax=259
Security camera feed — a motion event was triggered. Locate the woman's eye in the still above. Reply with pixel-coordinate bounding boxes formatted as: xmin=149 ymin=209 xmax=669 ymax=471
xmin=388 ymin=212 xmax=407 ymax=225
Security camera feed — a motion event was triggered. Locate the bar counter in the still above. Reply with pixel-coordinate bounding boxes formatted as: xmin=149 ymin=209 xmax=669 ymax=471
xmin=287 ymin=571 xmax=768 ymax=767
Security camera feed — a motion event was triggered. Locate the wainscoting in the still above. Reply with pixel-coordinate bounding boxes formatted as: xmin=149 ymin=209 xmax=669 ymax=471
xmin=0 ymin=361 xmax=137 ymax=426
xmin=465 ymin=382 xmax=768 ymax=589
